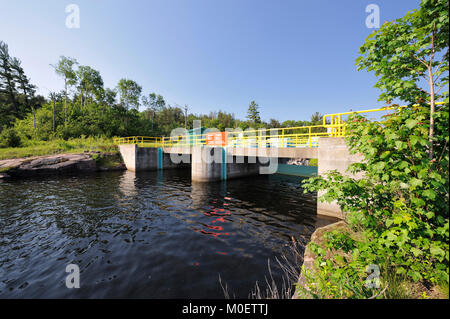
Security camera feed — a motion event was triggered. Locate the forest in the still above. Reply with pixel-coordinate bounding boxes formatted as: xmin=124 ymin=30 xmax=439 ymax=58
xmin=0 ymin=40 xmax=323 ymax=149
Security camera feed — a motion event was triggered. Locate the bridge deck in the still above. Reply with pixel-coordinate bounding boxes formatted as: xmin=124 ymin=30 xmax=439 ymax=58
xmin=162 ymin=146 xmax=318 ymax=158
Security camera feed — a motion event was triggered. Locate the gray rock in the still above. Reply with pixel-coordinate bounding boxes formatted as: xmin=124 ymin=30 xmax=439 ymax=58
xmin=0 ymin=152 xmax=124 ymax=178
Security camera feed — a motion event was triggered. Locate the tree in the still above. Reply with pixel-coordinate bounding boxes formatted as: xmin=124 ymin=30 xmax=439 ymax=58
xmin=52 ymin=56 xmax=78 ymax=124
xmin=11 ymin=57 xmax=37 ymax=129
xmin=142 ymin=92 xmax=165 ymax=131
xmin=48 ymin=91 xmax=62 ymax=132
xmin=117 ymin=78 xmax=142 ymax=129
xmin=103 ymin=88 xmax=117 ymax=106
xmin=77 ymin=65 xmax=104 ymax=106
xmin=0 ymin=41 xmax=19 ymax=116
xmin=356 ymin=0 xmax=449 ymax=159
xmin=310 ymin=112 xmax=323 ymax=125
xmin=246 ymin=100 xmax=261 ymax=124
xmin=301 ymin=0 xmax=449 ymax=297
xmin=268 ymin=118 xmax=281 ymax=128
xmin=303 ymin=105 xmax=449 ymax=291
xmin=117 ymin=79 xmax=142 ymax=110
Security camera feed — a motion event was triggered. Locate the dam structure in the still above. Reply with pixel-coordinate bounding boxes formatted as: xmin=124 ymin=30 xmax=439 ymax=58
xmin=114 ymin=106 xmax=403 ymax=218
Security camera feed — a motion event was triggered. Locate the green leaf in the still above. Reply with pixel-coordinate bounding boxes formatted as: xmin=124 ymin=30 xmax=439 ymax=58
xmin=411 ymin=247 xmax=423 ymax=257
xmin=405 ymin=119 xmax=418 ymax=129
xmin=422 ymin=189 xmax=436 ymax=200
xmin=430 ymin=245 xmax=445 ymax=260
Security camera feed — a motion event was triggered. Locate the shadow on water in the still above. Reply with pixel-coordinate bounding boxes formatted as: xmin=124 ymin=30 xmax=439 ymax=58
xmin=0 ymin=169 xmax=337 ymax=298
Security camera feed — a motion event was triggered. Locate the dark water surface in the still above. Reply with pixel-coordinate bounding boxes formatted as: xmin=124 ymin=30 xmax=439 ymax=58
xmin=0 ymin=170 xmax=335 ymax=298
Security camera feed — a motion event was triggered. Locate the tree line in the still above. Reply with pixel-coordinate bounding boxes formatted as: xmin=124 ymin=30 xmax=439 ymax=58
xmin=0 ymin=40 xmax=324 ymax=147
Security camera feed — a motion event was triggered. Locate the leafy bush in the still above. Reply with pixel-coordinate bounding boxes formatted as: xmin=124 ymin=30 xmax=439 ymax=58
xmin=0 ymin=127 xmax=22 ymax=148
xmin=301 ymin=104 xmax=449 ymax=298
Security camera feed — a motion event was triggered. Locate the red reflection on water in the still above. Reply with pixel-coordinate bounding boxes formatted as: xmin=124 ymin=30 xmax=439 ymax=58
xmin=211 ymin=217 xmax=226 ymax=223
xmin=196 ymin=201 xmax=233 ymax=239
xmin=199 ymin=229 xmax=222 ymax=238
xmin=216 ymin=251 xmax=228 ymax=255
xmin=205 ymin=224 xmax=223 ymax=231
xmin=204 ymin=208 xmax=231 ymax=217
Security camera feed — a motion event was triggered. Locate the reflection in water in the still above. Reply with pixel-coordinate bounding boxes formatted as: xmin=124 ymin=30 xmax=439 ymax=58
xmin=0 ymin=170 xmax=337 ymax=298
xmin=191 ymin=181 xmax=231 ymax=240
xmin=118 ymin=170 xmax=138 ymax=198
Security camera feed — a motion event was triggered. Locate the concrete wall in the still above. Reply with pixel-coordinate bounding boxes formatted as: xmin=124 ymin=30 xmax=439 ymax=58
xmin=226 ymin=155 xmax=261 ymax=180
xmin=119 ymin=145 xmax=188 ymax=171
xmin=191 ymin=146 xmax=223 ymax=182
xmin=136 ymin=146 xmax=158 ymax=171
xmin=317 ymin=137 xmax=363 ymax=219
xmin=118 ymin=144 xmax=138 ymax=171
xmin=162 ymin=152 xmax=191 ymax=170
xmin=162 ymin=146 xmax=318 ymax=159
xmin=228 ymin=147 xmax=318 ymax=159
xmin=191 ymin=146 xmax=263 ymax=182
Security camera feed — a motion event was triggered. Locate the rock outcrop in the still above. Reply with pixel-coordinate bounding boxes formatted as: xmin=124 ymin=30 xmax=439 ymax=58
xmin=0 ymin=152 xmax=125 ymax=179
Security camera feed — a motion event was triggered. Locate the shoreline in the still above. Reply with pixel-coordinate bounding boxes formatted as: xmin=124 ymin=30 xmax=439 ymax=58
xmin=0 ymin=152 xmax=125 ymax=179
xmin=1 ymin=151 xmax=343 ymax=299
xmin=292 ymin=220 xmax=346 ymax=299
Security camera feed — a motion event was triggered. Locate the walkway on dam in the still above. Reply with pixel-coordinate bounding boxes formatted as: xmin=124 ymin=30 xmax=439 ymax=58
xmin=113 ymin=105 xmax=416 ymax=150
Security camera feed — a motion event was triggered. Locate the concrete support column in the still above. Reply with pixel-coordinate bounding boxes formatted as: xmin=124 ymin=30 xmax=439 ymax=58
xmin=118 ymin=144 xmax=138 ymax=171
xmin=118 ymin=144 xmax=158 ymax=171
xmin=191 ymin=146 xmax=223 ymax=182
xmin=192 ymin=146 xmax=266 ymax=182
xmin=317 ymin=137 xmax=363 ymax=219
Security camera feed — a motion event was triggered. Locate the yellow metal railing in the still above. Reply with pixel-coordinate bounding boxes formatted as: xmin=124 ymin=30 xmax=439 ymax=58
xmin=225 ymin=124 xmax=340 ymax=148
xmin=323 ymin=101 xmax=446 ymax=127
xmin=113 ymin=135 xmax=208 ymax=147
xmin=113 ymin=102 xmax=446 ymax=148
xmin=113 ymin=124 xmax=344 ymax=148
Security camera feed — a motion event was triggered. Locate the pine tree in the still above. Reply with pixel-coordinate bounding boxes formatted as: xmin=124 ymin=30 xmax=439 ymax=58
xmin=246 ymin=100 xmax=261 ymax=124
xmin=11 ymin=58 xmax=37 ymax=129
xmin=0 ymin=41 xmax=19 ymax=116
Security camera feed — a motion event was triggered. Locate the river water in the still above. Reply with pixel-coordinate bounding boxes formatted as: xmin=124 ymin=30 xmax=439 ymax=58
xmin=0 ymin=169 xmax=336 ymax=298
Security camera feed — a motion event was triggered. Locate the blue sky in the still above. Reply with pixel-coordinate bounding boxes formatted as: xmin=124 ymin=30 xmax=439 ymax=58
xmin=0 ymin=0 xmax=420 ymax=122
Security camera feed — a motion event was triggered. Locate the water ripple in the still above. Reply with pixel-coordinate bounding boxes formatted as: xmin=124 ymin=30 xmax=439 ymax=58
xmin=0 ymin=170 xmax=336 ymax=298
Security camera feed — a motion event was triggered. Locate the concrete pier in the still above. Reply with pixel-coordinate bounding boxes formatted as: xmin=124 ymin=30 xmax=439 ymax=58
xmin=191 ymin=146 xmax=263 ymax=182
xmin=191 ymin=146 xmax=223 ymax=182
xmin=118 ymin=144 xmax=189 ymax=172
xmin=316 ymin=137 xmax=363 ymax=218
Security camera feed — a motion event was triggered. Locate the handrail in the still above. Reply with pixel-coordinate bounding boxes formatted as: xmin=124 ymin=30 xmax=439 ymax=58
xmin=323 ymin=101 xmax=446 ymax=126
xmin=113 ymin=124 xmax=344 ymax=148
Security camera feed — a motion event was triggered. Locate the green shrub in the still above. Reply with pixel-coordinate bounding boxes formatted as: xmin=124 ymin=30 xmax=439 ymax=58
xmin=302 ymin=104 xmax=449 ymax=298
xmin=0 ymin=127 xmax=22 ymax=148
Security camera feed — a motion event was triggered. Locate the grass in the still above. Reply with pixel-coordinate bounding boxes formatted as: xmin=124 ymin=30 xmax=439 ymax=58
xmin=0 ymin=137 xmax=118 ymax=160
